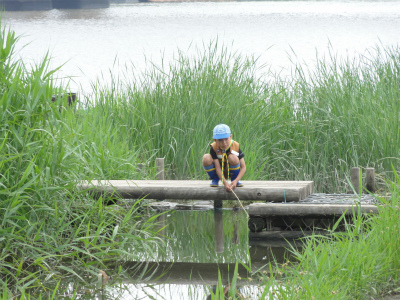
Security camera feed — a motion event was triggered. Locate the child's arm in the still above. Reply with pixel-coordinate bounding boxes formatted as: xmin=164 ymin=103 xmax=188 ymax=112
xmin=230 ymin=158 xmax=246 ymax=189
xmin=213 ymin=159 xmax=231 ymax=191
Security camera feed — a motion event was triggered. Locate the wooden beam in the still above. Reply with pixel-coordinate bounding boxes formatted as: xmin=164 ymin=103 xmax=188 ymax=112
xmin=78 ymin=180 xmax=314 ymax=202
xmin=248 ymin=203 xmax=378 ymax=217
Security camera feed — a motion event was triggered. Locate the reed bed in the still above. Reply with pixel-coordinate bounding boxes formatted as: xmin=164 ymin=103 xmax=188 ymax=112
xmin=83 ymin=41 xmax=400 ymax=193
xmin=0 ymin=24 xmax=162 ymax=299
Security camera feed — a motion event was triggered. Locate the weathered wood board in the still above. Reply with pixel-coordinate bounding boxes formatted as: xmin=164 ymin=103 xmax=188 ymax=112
xmin=248 ymin=202 xmax=379 ymax=217
xmin=78 ymin=180 xmax=314 ymax=202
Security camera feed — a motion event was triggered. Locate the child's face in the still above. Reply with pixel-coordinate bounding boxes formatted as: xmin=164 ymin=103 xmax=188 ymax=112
xmin=214 ymin=135 xmax=232 ymax=149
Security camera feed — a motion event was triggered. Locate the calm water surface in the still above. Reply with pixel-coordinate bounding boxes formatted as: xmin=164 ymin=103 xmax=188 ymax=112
xmin=64 ymin=209 xmax=302 ymax=300
xmin=5 ymin=1 xmax=400 ymax=92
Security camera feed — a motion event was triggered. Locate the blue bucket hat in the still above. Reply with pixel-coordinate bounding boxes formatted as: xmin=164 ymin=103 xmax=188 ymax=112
xmin=213 ymin=124 xmax=231 ymax=139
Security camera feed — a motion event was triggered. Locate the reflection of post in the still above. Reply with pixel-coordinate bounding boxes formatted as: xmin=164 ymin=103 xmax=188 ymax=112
xmin=214 ymin=210 xmax=224 ymax=253
xmin=232 ymin=211 xmax=240 ymax=245
xmin=156 ymin=213 xmax=166 ymax=239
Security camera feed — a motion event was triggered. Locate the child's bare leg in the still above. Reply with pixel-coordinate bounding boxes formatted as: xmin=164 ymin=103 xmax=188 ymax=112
xmin=227 ymin=154 xmax=239 ymax=166
xmin=202 ymin=154 xmax=213 ymax=167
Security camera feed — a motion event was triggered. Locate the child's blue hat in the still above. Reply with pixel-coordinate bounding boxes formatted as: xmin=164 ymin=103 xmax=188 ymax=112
xmin=213 ymin=124 xmax=231 ymax=139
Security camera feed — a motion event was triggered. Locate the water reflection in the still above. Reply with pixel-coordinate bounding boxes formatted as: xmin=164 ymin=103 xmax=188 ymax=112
xmin=144 ymin=208 xmax=301 ymax=265
xmin=60 ymin=209 xmax=302 ymax=299
xmin=214 ymin=210 xmax=224 ymax=253
xmin=108 ymin=209 xmax=300 ymax=299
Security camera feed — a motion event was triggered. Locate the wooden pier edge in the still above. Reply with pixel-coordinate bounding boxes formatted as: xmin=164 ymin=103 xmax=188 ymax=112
xmin=248 ymin=203 xmax=379 ymax=217
xmin=78 ymin=180 xmax=314 ymax=202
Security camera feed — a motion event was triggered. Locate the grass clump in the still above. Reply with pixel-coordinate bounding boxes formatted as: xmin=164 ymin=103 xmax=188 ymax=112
xmin=0 ymin=24 xmax=162 ymax=299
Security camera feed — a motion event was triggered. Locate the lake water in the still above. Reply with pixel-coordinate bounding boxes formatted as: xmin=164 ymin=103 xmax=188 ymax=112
xmin=61 ymin=208 xmax=303 ymax=300
xmin=4 ymin=1 xmax=400 ymax=93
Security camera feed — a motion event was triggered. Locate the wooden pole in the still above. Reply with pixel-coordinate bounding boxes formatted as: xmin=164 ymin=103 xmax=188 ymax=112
xmin=214 ymin=211 xmax=224 ymax=253
xmin=366 ymin=168 xmax=375 ymax=193
xmin=214 ymin=199 xmax=222 ymax=209
xmin=351 ymin=167 xmax=360 ymax=194
xmin=137 ymin=163 xmax=144 ymax=177
xmin=156 ymin=158 xmax=165 ymax=180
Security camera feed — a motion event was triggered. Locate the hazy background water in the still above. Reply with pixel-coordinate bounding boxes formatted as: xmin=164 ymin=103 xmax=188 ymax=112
xmin=4 ymin=1 xmax=400 ymax=93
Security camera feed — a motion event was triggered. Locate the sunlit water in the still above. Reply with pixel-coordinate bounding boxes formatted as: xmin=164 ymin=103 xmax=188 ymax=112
xmin=5 ymin=1 xmax=400 ymax=93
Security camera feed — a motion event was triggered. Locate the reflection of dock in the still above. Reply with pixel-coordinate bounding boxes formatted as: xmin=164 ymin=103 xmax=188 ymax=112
xmin=78 ymin=180 xmax=314 ymax=202
xmin=123 ymin=261 xmax=268 ymax=285
xmin=122 ymin=210 xmax=302 ymax=287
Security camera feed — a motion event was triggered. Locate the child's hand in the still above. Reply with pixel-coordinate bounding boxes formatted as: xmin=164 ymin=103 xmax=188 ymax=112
xmin=230 ymin=181 xmax=237 ymax=190
xmin=223 ymin=180 xmax=232 ymax=192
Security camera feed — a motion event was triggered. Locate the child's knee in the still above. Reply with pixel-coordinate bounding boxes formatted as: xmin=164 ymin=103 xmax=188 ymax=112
xmin=228 ymin=154 xmax=239 ymax=165
xmin=202 ymin=154 xmax=213 ymax=166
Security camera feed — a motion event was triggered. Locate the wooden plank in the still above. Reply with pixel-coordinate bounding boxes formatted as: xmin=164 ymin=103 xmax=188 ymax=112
xmin=78 ymin=180 xmax=314 ymax=202
xmin=248 ymin=203 xmax=379 ymax=217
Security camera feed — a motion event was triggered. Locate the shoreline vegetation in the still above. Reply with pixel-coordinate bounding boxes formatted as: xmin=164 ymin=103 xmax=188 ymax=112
xmin=1 ymin=22 xmax=400 ymax=299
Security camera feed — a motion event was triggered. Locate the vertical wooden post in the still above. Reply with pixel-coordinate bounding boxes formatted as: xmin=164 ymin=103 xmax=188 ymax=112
xmin=156 ymin=158 xmax=165 ymax=180
xmin=366 ymin=168 xmax=375 ymax=193
xmin=137 ymin=163 xmax=144 ymax=178
xmin=214 ymin=200 xmax=222 ymax=209
xmin=214 ymin=210 xmax=224 ymax=253
xmin=351 ymin=167 xmax=360 ymax=194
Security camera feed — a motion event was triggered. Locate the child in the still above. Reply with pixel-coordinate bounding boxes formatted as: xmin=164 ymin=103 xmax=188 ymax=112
xmin=202 ymin=124 xmax=246 ymax=192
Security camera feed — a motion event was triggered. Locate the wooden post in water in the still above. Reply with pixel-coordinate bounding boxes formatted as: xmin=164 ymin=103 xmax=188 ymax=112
xmin=214 ymin=199 xmax=223 ymax=209
xmin=366 ymin=168 xmax=375 ymax=193
xmin=156 ymin=158 xmax=165 ymax=180
xmin=351 ymin=167 xmax=360 ymax=194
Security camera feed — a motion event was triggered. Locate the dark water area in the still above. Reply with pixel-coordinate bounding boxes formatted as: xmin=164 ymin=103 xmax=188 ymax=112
xmin=62 ymin=208 xmax=303 ymax=300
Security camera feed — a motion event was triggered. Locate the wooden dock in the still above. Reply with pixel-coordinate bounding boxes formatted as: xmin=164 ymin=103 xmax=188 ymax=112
xmin=248 ymin=202 xmax=379 ymax=216
xmin=248 ymin=202 xmax=379 ymax=232
xmin=78 ymin=180 xmax=314 ymax=202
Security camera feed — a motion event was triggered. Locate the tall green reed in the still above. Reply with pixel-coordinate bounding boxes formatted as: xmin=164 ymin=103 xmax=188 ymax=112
xmin=0 ymin=23 xmax=162 ymax=298
xmin=85 ymin=41 xmax=400 ymax=192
